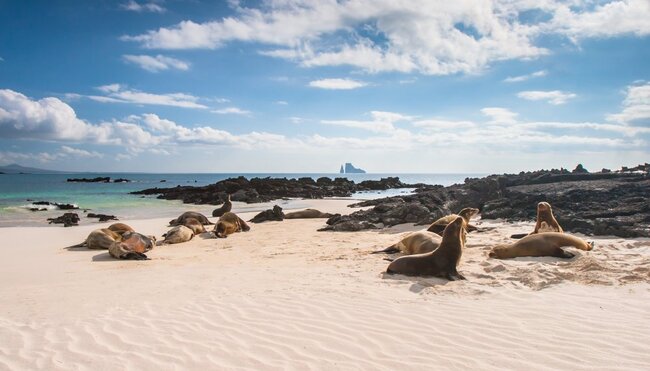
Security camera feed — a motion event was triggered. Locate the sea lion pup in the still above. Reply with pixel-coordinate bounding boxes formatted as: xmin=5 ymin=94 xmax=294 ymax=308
xmin=109 ymin=232 xmax=156 ymax=260
xmin=510 ymin=202 xmax=563 ymax=239
xmin=212 ymin=194 xmax=233 ymax=218
xmin=169 ymin=211 xmax=213 ymax=226
xmin=284 ymin=209 xmax=334 ymax=219
xmin=162 ymin=225 xmax=194 ymax=245
xmin=427 ymin=207 xmax=479 ymax=236
xmin=107 ymin=222 xmax=135 ymax=236
xmin=489 ymin=232 xmax=593 ymax=259
xmin=386 ymin=216 xmax=466 ymax=280
xmin=67 ymin=228 xmax=122 ymax=249
xmin=213 ymin=212 xmax=250 ymax=238
xmin=182 ymin=217 xmax=206 ymax=235
xmin=371 ymin=231 xmax=442 ymax=255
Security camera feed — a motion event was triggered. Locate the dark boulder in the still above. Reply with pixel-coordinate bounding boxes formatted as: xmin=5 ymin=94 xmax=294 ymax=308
xmin=47 ymin=213 xmax=80 ymax=227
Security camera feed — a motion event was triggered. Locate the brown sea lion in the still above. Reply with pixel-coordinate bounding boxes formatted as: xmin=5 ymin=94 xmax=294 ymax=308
xmin=284 ymin=209 xmax=334 ymax=219
xmin=161 ymin=225 xmax=194 ymax=244
xmin=371 ymin=231 xmax=442 ymax=255
xmin=169 ymin=211 xmax=213 ymax=226
xmin=182 ymin=217 xmax=206 ymax=234
xmin=212 ymin=194 xmax=233 ymax=217
xmin=427 ymin=207 xmax=479 ymax=236
xmin=511 ymin=202 xmax=563 ymax=239
xmin=214 ymin=212 xmax=250 ymax=238
xmin=109 ymin=232 xmax=155 ymax=260
xmin=107 ymin=222 xmax=135 ymax=236
xmin=67 ymin=228 xmax=122 ymax=249
xmin=386 ymin=216 xmax=466 ymax=280
xmin=489 ymin=232 xmax=593 ymax=259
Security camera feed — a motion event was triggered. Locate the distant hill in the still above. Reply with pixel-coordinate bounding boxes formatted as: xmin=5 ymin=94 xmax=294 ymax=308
xmin=0 ymin=163 xmax=66 ymax=174
xmin=340 ymin=162 xmax=366 ymax=174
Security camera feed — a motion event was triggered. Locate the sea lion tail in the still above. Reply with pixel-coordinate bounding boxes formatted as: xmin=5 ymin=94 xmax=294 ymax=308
xmin=370 ymin=245 xmax=400 ymax=254
xmin=510 ymin=233 xmax=528 ymax=239
xmin=65 ymin=241 xmax=86 ymax=249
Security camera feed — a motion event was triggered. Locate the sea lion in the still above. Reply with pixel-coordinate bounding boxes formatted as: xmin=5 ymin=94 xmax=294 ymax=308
xmin=214 ymin=212 xmax=250 ymax=238
xmin=182 ymin=217 xmax=206 ymax=235
xmin=427 ymin=207 xmax=479 ymax=236
xmin=109 ymin=232 xmax=156 ymax=260
xmin=161 ymin=225 xmax=194 ymax=244
xmin=510 ymin=202 xmax=563 ymax=239
xmin=489 ymin=232 xmax=593 ymax=259
xmin=67 ymin=228 xmax=122 ymax=249
xmin=169 ymin=211 xmax=213 ymax=226
xmin=212 ymin=194 xmax=233 ymax=217
xmin=107 ymin=222 xmax=135 ymax=236
xmin=284 ymin=209 xmax=334 ymax=219
xmin=386 ymin=216 xmax=466 ymax=280
xmin=371 ymin=231 xmax=442 ymax=255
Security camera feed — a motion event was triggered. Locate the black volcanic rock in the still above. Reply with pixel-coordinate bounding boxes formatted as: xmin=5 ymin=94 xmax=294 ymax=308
xmin=113 ymin=178 xmax=131 ymax=183
xmin=131 ymin=176 xmax=416 ymax=204
xmin=87 ymin=213 xmax=119 ymax=222
xmin=67 ymin=177 xmax=110 ymax=183
xmin=323 ymin=165 xmax=650 ymax=238
xmin=47 ymin=213 xmax=80 ymax=227
xmin=31 ymin=201 xmax=79 ymax=210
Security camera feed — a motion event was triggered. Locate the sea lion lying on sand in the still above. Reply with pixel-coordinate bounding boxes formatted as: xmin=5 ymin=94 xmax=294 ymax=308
xmin=386 ymin=216 xmax=466 ymax=280
xmin=107 ymin=222 xmax=135 ymax=236
xmin=214 ymin=212 xmax=250 ymax=238
xmin=372 ymin=231 xmax=442 ymax=255
xmin=109 ymin=232 xmax=156 ymax=260
xmin=212 ymin=194 xmax=233 ymax=218
xmin=284 ymin=209 xmax=334 ymax=219
xmin=182 ymin=217 xmax=206 ymax=234
xmin=511 ymin=202 xmax=563 ymax=239
xmin=427 ymin=207 xmax=479 ymax=238
xmin=161 ymin=225 xmax=194 ymax=245
xmin=490 ymin=232 xmax=593 ymax=259
xmin=67 ymin=228 xmax=122 ymax=249
xmin=169 ymin=212 xmax=213 ymax=226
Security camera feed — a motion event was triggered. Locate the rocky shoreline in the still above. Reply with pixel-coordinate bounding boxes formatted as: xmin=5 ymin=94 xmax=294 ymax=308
xmin=131 ymin=165 xmax=649 ymax=238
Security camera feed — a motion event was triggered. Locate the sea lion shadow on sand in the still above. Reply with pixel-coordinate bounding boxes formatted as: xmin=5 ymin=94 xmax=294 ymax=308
xmin=91 ymin=252 xmax=116 ymax=262
xmin=380 ymin=272 xmax=452 ymax=292
xmin=496 ymin=252 xmax=582 ymax=263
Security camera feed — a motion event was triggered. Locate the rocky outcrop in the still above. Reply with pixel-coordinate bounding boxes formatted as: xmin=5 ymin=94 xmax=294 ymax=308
xmin=131 ymin=176 xmax=417 ymax=204
xmin=47 ymin=213 xmax=80 ymax=227
xmin=323 ymin=165 xmax=650 ymax=238
xmin=87 ymin=213 xmax=119 ymax=222
xmin=29 ymin=201 xmax=79 ymax=210
xmin=66 ymin=177 xmax=131 ymax=183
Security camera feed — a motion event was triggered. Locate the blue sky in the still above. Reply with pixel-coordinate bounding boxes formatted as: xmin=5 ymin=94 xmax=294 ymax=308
xmin=0 ymin=0 xmax=649 ymax=173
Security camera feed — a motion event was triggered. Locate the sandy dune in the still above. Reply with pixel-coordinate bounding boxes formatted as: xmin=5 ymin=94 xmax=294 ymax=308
xmin=0 ymin=199 xmax=648 ymax=370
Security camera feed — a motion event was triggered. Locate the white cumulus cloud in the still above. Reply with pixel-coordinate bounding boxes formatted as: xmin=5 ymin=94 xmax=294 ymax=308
xmin=121 ymin=0 xmax=165 ymax=13
xmin=308 ymin=78 xmax=367 ymax=90
xmin=504 ymin=70 xmax=547 ymax=83
xmin=517 ymin=90 xmax=577 ymax=105
xmin=123 ymin=54 xmax=189 ymax=72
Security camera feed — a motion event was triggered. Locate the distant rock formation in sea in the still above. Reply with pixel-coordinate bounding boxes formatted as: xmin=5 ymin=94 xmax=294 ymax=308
xmin=0 ymin=163 xmax=64 ymax=174
xmin=340 ymin=163 xmax=366 ymax=174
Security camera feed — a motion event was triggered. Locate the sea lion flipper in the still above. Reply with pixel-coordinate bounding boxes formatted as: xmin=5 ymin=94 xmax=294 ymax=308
xmin=556 ymin=248 xmax=575 ymax=259
xmin=238 ymin=217 xmax=251 ymax=232
xmin=466 ymin=224 xmax=478 ymax=232
xmin=370 ymin=245 xmax=400 ymax=254
xmin=510 ymin=233 xmax=528 ymax=239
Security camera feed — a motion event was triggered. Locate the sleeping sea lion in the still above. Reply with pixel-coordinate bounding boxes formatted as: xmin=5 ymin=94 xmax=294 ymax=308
xmin=182 ymin=217 xmax=206 ymax=234
xmin=386 ymin=216 xmax=466 ymax=280
xmin=371 ymin=231 xmax=442 ymax=255
xmin=107 ymin=222 xmax=135 ymax=236
xmin=109 ymin=232 xmax=155 ymax=260
xmin=214 ymin=212 xmax=250 ymax=238
xmin=169 ymin=212 xmax=213 ymax=226
xmin=510 ymin=202 xmax=563 ymax=239
xmin=161 ymin=225 xmax=195 ymax=245
xmin=67 ymin=228 xmax=122 ymax=249
xmin=284 ymin=209 xmax=334 ymax=219
xmin=212 ymin=194 xmax=233 ymax=218
xmin=427 ymin=207 xmax=479 ymax=237
xmin=489 ymin=232 xmax=593 ymax=259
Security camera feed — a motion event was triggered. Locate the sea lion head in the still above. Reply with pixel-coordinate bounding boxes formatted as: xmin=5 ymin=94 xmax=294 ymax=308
xmin=458 ymin=207 xmax=479 ymax=220
xmin=443 ymin=216 xmax=465 ymax=239
xmin=537 ymin=202 xmax=552 ymax=212
xmin=214 ymin=222 xmax=228 ymax=238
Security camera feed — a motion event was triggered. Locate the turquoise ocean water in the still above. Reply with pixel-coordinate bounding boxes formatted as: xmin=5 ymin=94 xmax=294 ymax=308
xmin=0 ymin=173 xmax=482 ymax=227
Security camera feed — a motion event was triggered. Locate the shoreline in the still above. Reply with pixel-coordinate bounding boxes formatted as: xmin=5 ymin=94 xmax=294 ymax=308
xmin=1 ymin=198 xmax=649 ymax=369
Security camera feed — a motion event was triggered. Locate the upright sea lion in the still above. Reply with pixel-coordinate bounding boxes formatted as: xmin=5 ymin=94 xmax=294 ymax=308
xmin=489 ymin=232 xmax=593 ymax=259
xmin=107 ymin=222 xmax=135 ymax=236
xmin=427 ymin=207 xmax=479 ymax=236
xmin=386 ymin=216 xmax=466 ymax=280
xmin=284 ymin=209 xmax=334 ymax=219
xmin=371 ymin=231 xmax=442 ymax=255
xmin=169 ymin=212 xmax=213 ymax=226
xmin=212 ymin=194 xmax=233 ymax=218
xmin=182 ymin=217 xmax=206 ymax=234
xmin=510 ymin=202 xmax=563 ymax=239
xmin=109 ymin=232 xmax=155 ymax=260
xmin=214 ymin=212 xmax=250 ymax=238
xmin=161 ymin=225 xmax=194 ymax=244
xmin=67 ymin=228 xmax=122 ymax=249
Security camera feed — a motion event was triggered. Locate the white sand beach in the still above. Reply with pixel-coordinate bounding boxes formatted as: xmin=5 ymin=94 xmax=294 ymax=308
xmin=0 ymin=199 xmax=648 ymax=370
